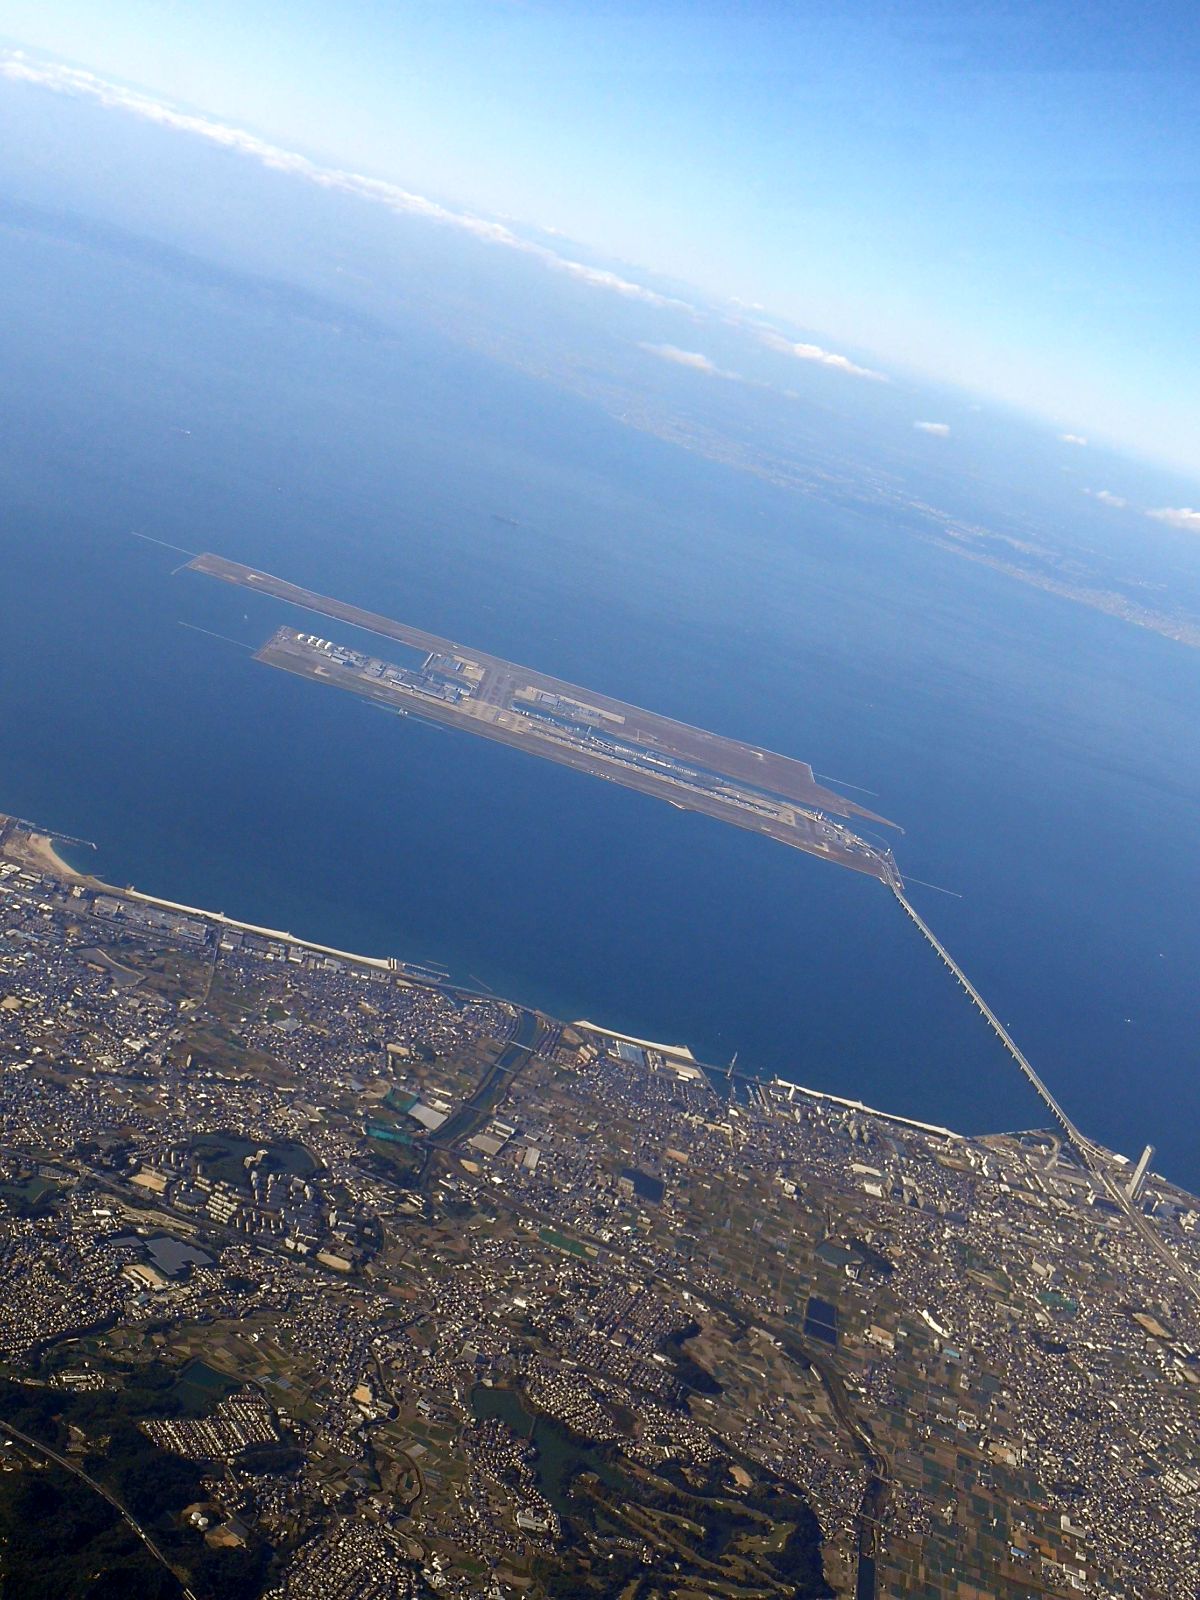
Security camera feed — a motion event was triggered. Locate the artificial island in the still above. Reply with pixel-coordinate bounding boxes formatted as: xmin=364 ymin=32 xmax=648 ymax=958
xmin=186 ymin=553 xmax=900 ymax=886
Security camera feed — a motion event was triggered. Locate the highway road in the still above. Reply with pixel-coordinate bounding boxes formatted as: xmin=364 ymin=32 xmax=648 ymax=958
xmin=0 ymin=1414 xmax=194 ymax=1598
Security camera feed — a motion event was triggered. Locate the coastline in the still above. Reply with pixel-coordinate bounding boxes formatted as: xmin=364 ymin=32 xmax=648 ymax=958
xmin=0 ymin=814 xmax=1002 ymax=1149
xmin=2 ymin=814 xmax=1182 ymax=1212
xmin=4 ymin=812 xmax=1196 ymax=1235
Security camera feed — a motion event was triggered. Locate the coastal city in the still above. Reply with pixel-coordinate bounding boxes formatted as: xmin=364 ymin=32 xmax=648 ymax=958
xmin=4 ymin=12 xmax=1199 ymax=1600
xmin=1 ymin=814 xmax=1199 ymax=1598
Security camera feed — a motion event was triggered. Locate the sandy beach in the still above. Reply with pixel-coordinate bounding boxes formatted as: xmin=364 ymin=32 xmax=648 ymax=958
xmin=1 ymin=823 xmax=93 ymax=884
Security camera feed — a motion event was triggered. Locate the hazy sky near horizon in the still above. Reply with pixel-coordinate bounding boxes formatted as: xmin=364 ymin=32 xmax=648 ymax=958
xmin=3 ymin=0 xmax=1199 ymax=473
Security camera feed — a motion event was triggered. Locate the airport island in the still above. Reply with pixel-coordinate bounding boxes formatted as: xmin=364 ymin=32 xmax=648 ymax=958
xmin=1 ymin=811 xmax=1199 ymax=1600
xmin=186 ymin=552 xmax=901 ymax=886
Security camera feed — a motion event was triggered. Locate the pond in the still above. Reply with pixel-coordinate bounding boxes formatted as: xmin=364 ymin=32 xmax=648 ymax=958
xmin=174 ymin=1358 xmax=238 ymax=1413
xmin=470 ymin=1385 xmax=627 ymax=1519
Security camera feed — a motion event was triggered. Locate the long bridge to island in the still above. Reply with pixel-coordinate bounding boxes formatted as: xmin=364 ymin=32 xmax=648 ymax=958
xmin=891 ymin=886 xmax=1088 ymax=1149
xmin=893 ymin=886 xmax=1200 ymax=1306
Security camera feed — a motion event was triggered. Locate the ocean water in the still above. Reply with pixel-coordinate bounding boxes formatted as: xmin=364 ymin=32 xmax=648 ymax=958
xmin=3 ymin=213 xmax=1200 ymax=1186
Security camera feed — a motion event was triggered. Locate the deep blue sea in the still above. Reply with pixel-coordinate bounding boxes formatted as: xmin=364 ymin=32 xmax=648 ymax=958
xmin=4 ymin=213 xmax=1200 ymax=1187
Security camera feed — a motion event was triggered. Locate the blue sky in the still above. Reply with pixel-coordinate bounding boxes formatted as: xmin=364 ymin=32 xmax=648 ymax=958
xmin=2 ymin=0 xmax=1198 ymax=472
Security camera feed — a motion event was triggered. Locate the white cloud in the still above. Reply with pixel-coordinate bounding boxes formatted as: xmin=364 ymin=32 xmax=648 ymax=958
xmin=0 ymin=51 xmax=691 ymax=313
xmin=1059 ymin=433 xmax=1089 ymax=446
xmin=914 ymin=420 xmax=951 ymax=437
xmin=1147 ymin=506 xmax=1200 ymax=532
xmin=1085 ymin=488 xmax=1127 ymax=509
xmin=641 ymin=343 xmax=719 ymax=374
xmin=551 ymin=257 xmax=684 ymax=304
xmin=758 ymin=329 xmax=887 ymax=382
